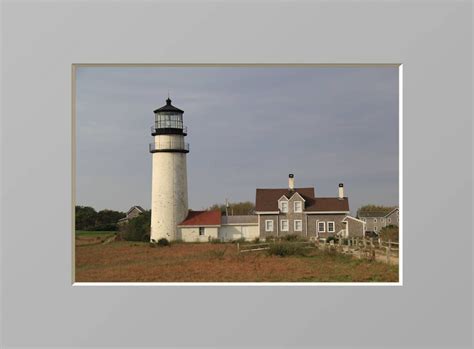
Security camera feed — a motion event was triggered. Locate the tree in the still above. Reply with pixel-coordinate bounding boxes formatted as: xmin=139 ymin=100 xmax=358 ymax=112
xmin=120 ymin=210 xmax=151 ymax=241
xmin=75 ymin=206 xmax=126 ymax=231
xmin=357 ymin=205 xmax=397 ymax=216
xmin=75 ymin=206 xmax=98 ymax=230
xmin=95 ymin=209 xmax=126 ymax=230
xmin=208 ymin=201 xmax=255 ymax=215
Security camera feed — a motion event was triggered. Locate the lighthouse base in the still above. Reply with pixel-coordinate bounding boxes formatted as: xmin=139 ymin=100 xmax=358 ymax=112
xmin=150 ymin=152 xmax=188 ymax=242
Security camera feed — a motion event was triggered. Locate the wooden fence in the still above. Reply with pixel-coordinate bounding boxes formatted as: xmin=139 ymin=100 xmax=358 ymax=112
xmin=237 ymin=237 xmax=399 ymax=265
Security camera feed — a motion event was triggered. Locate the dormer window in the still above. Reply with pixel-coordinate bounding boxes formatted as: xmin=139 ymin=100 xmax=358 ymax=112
xmin=294 ymin=201 xmax=302 ymax=213
xmin=280 ymin=201 xmax=288 ymax=213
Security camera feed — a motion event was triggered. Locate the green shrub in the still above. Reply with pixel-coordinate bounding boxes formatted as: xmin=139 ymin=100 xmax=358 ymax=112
xmin=157 ymin=238 xmax=170 ymax=247
xmin=232 ymin=237 xmax=246 ymax=244
xmin=265 ymin=235 xmax=275 ymax=242
xmin=267 ymin=242 xmax=305 ymax=257
xmin=379 ymin=225 xmax=399 ymax=242
xmin=326 ymin=236 xmax=336 ymax=244
xmin=210 ymin=238 xmax=222 ymax=244
xmin=120 ymin=211 xmax=151 ymax=241
xmin=253 ymin=237 xmax=260 ymax=243
xmin=284 ymin=234 xmax=299 ymax=241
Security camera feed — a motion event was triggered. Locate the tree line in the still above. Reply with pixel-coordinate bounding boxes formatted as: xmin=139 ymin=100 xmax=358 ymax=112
xmin=357 ymin=204 xmax=397 ymax=215
xmin=207 ymin=201 xmax=255 ymax=215
xmin=75 ymin=206 xmax=126 ymax=231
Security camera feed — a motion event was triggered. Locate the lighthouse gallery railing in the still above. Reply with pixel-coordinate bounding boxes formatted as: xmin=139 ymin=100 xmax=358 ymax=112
xmin=149 ymin=141 xmax=190 ymax=153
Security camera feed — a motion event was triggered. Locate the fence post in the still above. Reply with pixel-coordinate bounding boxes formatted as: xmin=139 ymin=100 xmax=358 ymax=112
xmin=237 ymin=242 xmax=240 ymax=253
xmin=388 ymin=240 xmax=391 ymax=265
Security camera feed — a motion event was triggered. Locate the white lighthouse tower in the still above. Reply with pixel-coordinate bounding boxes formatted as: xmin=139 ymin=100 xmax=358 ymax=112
xmin=149 ymin=97 xmax=189 ymax=242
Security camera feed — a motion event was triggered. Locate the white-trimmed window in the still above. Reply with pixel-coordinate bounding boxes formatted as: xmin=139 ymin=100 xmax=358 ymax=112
xmin=318 ymin=221 xmax=326 ymax=233
xmin=294 ymin=220 xmax=303 ymax=232
xmin=294 ymin=201 xmax=303 ymax=213
xmin=374 ymin=218 xmax=377 ymax=223
xmin=280 ymin=220 xmax=289 ymax=231
xmin=381 ymin=218 xmax=385 ymax=223
xmin=280 ymin=201 xmax=288 ymax=213
xmin=327 ymin=221 xmax=335 ymax=233
xmin=199 ymin=227 xmax=205 ymax=236
xmin=265 ymin=220 xmax=274 ymax=232
xmin=388 ymin=218 xmax=391 ymax=223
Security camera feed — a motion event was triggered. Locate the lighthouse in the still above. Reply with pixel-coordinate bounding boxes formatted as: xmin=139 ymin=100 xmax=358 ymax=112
xmin=149 ymin=97 xmax=189 ymax=242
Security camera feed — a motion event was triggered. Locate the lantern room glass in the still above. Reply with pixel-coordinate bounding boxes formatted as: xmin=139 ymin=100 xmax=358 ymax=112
xmin=154 ymin=112 xmax=183 ymax=129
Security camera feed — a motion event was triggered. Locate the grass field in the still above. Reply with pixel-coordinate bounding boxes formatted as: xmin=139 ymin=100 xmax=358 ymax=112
xmin=75 ymin=231 xmax=116 ymax=246
xmin=75 ymin=241 xmax=399 ymax=283
xmin=75 ymin=230 xmax=117 ymax=236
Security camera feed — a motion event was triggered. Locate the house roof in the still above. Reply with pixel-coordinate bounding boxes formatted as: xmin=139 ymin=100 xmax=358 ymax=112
xmin=343 ymin=215 xmax=366 ymax=224
xmin=178 ymin=210 xmax=221 ymax=226
xmin=358 ymin=207 xmax=398 ymax=218
xmin=153 ymin=98 xmax=184 ymax=114
xmin=255 ymin=188 xmax=315 ymax=211
xmin=385 ymin=207 xmax=399 ymax=216
xmin=357 ymin=211 xmax=388 ymax=217
xmin=255 ymin=188 xmax=349 ymax=212
xmin=127 ymin=205 xmax=145 ymax=215
xmin=305 ymin=197 xmax=349 ymax=212
xmin=221 ymin=215 xmax=258 ymax=225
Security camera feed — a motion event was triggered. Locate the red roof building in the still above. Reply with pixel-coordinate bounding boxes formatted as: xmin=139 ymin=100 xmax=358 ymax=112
xmin=177 ymin=210 xmax=222 ymax=227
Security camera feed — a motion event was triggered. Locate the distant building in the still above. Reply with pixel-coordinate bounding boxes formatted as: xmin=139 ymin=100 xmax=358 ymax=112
xmin=357 ymin=207 xmax=399 ymax=234
xmin=117 ymin=205 xmax=145 ymax=225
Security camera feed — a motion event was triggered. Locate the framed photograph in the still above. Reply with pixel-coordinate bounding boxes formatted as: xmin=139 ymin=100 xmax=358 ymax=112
xmin=73 ymin=64 xmax=401 ymax=285
xmin=1 ymin=1 xmax=472 ymax=348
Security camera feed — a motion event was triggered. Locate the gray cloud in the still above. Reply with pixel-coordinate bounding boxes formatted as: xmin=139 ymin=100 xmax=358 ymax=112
xmin=76 ymin=67 xmax=399 ymax=214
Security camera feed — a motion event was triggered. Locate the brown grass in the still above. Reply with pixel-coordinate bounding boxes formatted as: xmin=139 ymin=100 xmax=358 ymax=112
xmin=75 ymin=241 xmax=399 ymax=283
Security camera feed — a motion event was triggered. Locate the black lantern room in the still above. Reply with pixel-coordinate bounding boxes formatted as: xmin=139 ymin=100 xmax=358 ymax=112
xmin=151 ymin=98 xmax=187 ymax=136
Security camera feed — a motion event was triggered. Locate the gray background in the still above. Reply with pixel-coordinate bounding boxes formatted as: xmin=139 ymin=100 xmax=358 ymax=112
xmin=1 ymin=1 xmax=472 ymax=348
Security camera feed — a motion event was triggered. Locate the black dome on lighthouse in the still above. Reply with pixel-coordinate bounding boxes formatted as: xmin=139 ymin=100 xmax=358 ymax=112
xmin=154 ymin=98 xmax=184 ymax=114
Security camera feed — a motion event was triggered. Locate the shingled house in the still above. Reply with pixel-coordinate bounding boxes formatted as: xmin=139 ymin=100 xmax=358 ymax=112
xmin=357 ymin=207 xmax=399 ymax=234
xmin=255 ymin=175 xmax=364 ymax=240
xmin=117 ymin=205 xmax=146 ymax=225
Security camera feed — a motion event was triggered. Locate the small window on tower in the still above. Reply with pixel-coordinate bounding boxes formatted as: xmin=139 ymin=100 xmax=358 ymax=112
xmin=199 ymin=227 xmax=205 ymax=236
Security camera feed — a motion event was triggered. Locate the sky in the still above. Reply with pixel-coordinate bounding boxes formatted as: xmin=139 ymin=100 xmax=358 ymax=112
xmin=76 ymin=66 xmax=399 ymax=215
